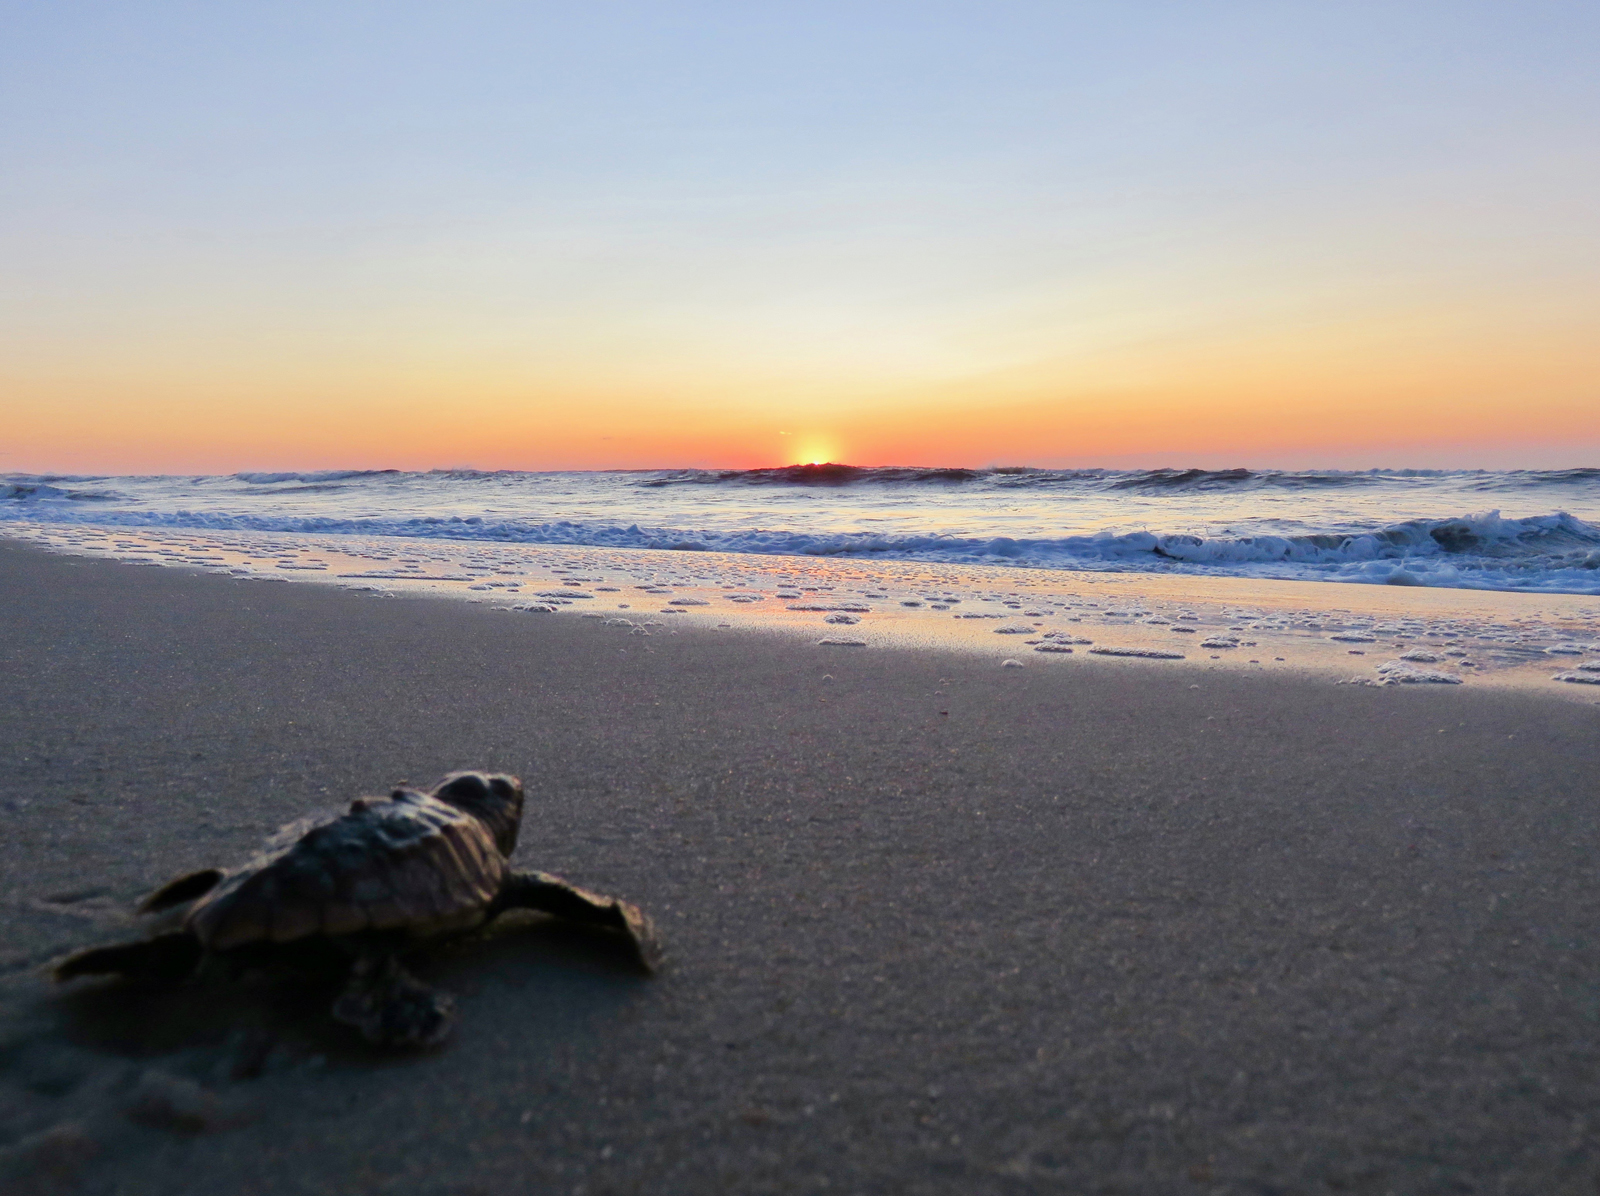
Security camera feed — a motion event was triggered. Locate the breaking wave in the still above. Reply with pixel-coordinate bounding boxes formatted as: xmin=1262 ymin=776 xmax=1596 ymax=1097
xmin=5 ymin=499 xmax=1597 ymax=592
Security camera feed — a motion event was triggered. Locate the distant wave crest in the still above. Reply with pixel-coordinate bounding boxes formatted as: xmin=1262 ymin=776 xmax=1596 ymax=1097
xmin=2 ymin=481 xmax=122 ymax=503
xmin=233 ymin=469 xmax=403 ymax=484
xmin=637 ymin=465 xmax=1425 ymax=490
xmin=1105 ymin=467 xmax=1375 ymax=491
xmin=1467 ymin=467 xmax=1600 ymax=490
xmin=638 ymin=464 xmax=992 ymax=486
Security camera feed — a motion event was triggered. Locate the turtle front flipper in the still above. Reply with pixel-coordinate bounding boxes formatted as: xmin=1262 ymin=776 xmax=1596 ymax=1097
xmin=492 ymin=871 xmax=662 ymax=971
xmin=331 ymin=955 xmax=456 ymax=1047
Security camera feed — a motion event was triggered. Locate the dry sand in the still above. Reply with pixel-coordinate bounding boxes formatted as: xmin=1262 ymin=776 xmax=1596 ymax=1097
xmin=1 ymin=538 xmax=1598 ymax=1195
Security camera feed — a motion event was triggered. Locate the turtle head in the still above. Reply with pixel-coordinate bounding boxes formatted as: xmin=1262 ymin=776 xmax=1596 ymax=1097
xmin=430 ymin=772 xmax=524 ymax=857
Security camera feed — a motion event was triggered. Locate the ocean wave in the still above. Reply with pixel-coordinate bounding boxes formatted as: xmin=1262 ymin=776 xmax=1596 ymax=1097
xmin=1106 ymin=467 xmax=1378 ymax=491
xmin=61 ymin=464 xmax=1598 ymax=497
xmin=233 ymin=469 xmax=403 ymax=484
xmin=635 ymin=464 xmax=1393 ymax=491
xmin=635 ymin=464 xmax=1598 ymax=492
xmin=1466 ymin=467 xmax=1600 ymax=489
xmin=7 ymin=502 xmax=1598 ymax=593
xmin=2 ymin=481 xmax=122 ymax=503
xmin=637 ymin=464 xmax=993 ymax=486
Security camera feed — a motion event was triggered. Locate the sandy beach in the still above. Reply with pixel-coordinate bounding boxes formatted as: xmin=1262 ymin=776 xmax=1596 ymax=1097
xmin=3 ymin=536 xmax=1599 ymax=1194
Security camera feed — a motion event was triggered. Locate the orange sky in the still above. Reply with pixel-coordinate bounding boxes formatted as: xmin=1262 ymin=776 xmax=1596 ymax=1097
xmin=7 ymin=283 xmax=1596 ymax=474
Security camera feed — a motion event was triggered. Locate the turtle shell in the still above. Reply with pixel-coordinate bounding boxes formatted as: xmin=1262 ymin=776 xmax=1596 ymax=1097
xmin=185 ymin=788 xmax=508 ymax=950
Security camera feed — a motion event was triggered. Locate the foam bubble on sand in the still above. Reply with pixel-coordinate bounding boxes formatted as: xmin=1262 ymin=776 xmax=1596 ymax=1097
xmin=512 ymin=603 xmax=557 ymax=613
xmin=1399 ymin=649 xmax=1442 ymax=662
xmin=668 ymin=597 xmax=709 ymax=606
xmin=788 ymin=602 xmax=870 ymax=612
xmin=1330 ymin=633 xmax=1376 ymax=643
xmin=1002 ymin=658 xmax=1024 ymax=668
xmin=1553 ymin=671 xmax=1600 ymax=685
xmin=817 ymin=637 xmax=867 ymax=647
xmin=1089 ymin=647 xmax=1185 ymax=659
xmin=994 ymin=624 xmax=1035 ymax=634
xmin=824 ymin=613 xmax=860 ymax=625
xmin=1546 ymin=645 xmax=1585 ymax=655
xmin=1033 ymin=644 xmax=1074 ymax=653
xmin=1375 ymin=661 xmax=1464 ymax=684
xmin=1200 ymin=636 xmax=1240 ymax=648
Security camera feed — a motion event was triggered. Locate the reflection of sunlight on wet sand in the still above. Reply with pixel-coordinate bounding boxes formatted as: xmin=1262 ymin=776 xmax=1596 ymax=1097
xmin=12 ymin=524 xmax=1600 ymax=703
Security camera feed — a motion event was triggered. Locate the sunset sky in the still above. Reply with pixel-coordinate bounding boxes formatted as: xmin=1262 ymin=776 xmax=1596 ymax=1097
xmin=3 ymin=3 xmax=1597 ymax=474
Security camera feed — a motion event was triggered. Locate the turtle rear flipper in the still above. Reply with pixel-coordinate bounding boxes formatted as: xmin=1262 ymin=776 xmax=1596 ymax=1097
xmin=332 ymin=956 xmax=455 ymax=1047
xmin=52 ymin=932 xmax=204 ymax=983
xmin=138 ymin=868 xmax=225 ymax=913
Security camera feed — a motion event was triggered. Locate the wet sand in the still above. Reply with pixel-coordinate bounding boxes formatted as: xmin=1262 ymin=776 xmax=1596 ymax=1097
xmin=10 ymin=519 xmax=1600 ymax=697
xmin=2 ymin=537 xmax=1599 ymax=1195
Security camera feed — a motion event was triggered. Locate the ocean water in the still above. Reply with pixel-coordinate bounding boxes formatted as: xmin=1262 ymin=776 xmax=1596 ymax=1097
xmin=5 ymin=465 xmax=1600 ymax=594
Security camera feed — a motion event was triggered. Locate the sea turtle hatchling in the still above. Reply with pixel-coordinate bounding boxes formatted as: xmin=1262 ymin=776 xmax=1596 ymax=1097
xmin=51 ymin=771 xmax=660 ymax=1046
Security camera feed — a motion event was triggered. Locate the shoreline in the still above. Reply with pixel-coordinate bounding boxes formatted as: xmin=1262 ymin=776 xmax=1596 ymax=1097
xmin=4 ymin=522 xmax=1600 ymax=701
xmin=3 ymin=538 xmax=1600 ymax=1193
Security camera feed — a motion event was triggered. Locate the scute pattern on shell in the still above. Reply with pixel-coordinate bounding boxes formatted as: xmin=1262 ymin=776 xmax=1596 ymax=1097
xmin=186 ymin=789 xmax=507 ymax=950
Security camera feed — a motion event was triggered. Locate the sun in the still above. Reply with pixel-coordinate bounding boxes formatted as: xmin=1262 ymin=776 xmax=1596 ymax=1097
xmin=792 ymin=438 xmax=839 ymax=466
